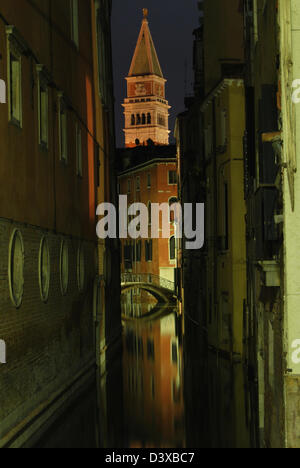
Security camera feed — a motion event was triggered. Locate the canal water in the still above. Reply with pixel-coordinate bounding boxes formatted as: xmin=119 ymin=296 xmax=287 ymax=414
xmin=35 ymin=303 xmax=258 ymax=448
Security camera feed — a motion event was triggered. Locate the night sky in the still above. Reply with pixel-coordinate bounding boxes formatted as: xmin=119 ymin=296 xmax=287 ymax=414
xmin=111 ymin=0 xmax=200 ymax=148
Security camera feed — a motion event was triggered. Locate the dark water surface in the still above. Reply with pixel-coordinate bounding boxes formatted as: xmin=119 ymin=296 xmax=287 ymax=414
xmin=35 ymin=306 xmax=258 ymax=448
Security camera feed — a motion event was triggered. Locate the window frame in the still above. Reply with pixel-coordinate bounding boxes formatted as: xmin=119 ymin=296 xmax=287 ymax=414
xmin=7 ymin=42 xmax=22 ymax=127
xmin=169 ymin=235 xmax=176 ymax=262
xmin=168 ymin=170 xmax=178 ymax=185
xmin=70 ymin=0 xmax=79 ymax=48
xmin=36 ymin=65 xmax=50 ymax=150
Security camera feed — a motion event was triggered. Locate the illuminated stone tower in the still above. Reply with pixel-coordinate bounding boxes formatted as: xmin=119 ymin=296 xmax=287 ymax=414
xmin=123 ymin=9 xmax=171 ymax=147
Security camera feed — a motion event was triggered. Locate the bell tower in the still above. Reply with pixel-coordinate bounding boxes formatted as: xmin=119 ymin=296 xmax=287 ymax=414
xmin=122 ymin=9 xmax=171 ymax=148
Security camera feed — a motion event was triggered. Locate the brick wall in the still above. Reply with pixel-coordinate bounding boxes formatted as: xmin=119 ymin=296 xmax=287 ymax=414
xmin=0 ymin=217 xmax=96 ymax=443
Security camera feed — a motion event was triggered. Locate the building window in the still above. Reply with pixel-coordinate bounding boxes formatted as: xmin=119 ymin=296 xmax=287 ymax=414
xmin=70 ymin=0 xmax=79 ymax=48
xmin=170 ymin=236 xmax=176 ymax=261
xmin=77 ymin=244 xmax=85 ymax=292
xmin=142 ymin=113 xmax=146 ymax=125
xmin=168 ymin=170 xmax=177 ymax=185
xmin=136 ymin=176 xmax=140 ymax=192
xmin=136 ymin=114 xmax=141 ymax=125
xmin=76 ymin=122 xmax=83 ymax=177
xmin=60 ymin=240 xmax=69 ymax=296
xmin=148 ymin=201 xmax=152 ymax=226
xmin=145 ymin=240 xmax=153 ymax=262
xmin=8 ymin=229 xmax=24 ymax=308
xmin=39 ymin=236 xmax=50 ymax=303
xmin=58 ymin=94 xmax=68 ymax=162
xmin=147 ymin=173 xmax=151 ymax=189
xmin=128 ymin=179 xmax=131 ymax=194
xmin=147 ymin=113 xmax=151 ymax=124
xmin=8 ymin=48 xmax=22 ymax=125
xmin=37 ymin=66 xmax=49 ymax=149
xmin=131 ymin=114 xmax=135 ymax=126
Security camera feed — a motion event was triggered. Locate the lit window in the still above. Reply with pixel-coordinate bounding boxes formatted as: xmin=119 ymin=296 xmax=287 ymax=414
xmin=76 ymin=123 xmax=83 ymax=177
xmin=60 ymin=240 xmax=69 ymax=296
xmin=58 ymin=94 xmax=68 ymax=162
xmin=147 ymin=173 xmax=151 ymax=188
xmin=39 ymin=236 xmax=50 ymax=303
xmin=70 ymin=0 xmax=79 ymax=48
xmin=8 ymin=229 xmax=24 ymax=308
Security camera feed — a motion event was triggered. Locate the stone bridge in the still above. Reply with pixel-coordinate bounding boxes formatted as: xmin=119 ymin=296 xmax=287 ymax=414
xmin=121 ymin=274 xmax=177 ymax=304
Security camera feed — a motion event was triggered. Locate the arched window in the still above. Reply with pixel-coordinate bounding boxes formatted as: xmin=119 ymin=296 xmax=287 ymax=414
xmin=142 ymin=113 xmax=146 ymax=125
xmin=147 ymin=113 xmax=151 ymax=124
xmin=136 ymin=114 xmax=141 ymax=125
xmin=131 ymin=114 xmax=135 ymax=126
xmin=170 ymin=236 xmax=176 ymax=261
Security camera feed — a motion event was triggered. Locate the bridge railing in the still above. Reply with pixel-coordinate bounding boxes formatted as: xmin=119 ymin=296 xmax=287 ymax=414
xmin=121 ymin=273 xmax=175 ymax=292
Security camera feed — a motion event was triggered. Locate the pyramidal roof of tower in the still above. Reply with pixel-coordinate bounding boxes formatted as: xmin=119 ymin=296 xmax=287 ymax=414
xmin=128 ymin=9 xmax=164 ymax=78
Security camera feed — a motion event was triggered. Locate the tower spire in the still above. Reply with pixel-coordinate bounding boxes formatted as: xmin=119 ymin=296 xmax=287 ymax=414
xmin=143 ymin=8 xmax=149 ymax=20
xmin=122 ymin=10 xmax=171 ymax=148
xmin=128 ymin=9 xmax=163 ymax=78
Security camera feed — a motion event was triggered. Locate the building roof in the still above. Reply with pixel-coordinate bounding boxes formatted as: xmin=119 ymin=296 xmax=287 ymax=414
xmin=117 ymin=144 xmax=177 ymax=175
xmin=128 ymin=9 xmax=163 ymax=78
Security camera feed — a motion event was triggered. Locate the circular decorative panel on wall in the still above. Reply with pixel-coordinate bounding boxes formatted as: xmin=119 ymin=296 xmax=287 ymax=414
xmin=39 ymin=236 xmax=50 ymax=302
xmin=60 ymin=240 xmax=69 ymax=296
xmin=8 ymin=229 xmax=24 ymax=308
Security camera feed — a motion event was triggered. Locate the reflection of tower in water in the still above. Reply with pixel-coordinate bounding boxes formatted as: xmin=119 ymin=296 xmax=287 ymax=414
xmin=123 ymin=311 xmax=184 ymax=448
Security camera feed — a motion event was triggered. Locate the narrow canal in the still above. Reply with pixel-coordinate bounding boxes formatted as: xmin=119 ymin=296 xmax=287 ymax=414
xmin=35 ymin=302 xmax=259 ymax=449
